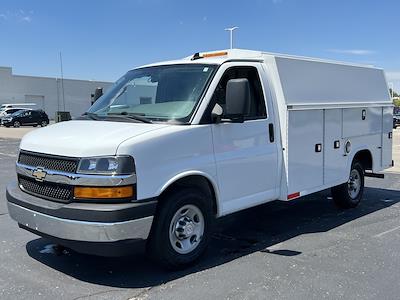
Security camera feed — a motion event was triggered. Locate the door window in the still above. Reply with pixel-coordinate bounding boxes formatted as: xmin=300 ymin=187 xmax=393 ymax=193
xmin=202 ymin=66 xmax=267 ymax=123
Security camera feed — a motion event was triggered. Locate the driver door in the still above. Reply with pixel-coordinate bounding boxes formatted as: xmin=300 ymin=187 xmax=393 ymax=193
xmin=210 ymin=62 xmax=279 ymax=215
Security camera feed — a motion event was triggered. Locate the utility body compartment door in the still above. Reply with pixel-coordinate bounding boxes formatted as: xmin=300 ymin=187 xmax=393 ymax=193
xmin=382 ymin=106 xmax=393 ymax=169
xmin=287 ymin=110 xmax=324 ymax=195
xmin=323 ymin=109 xmax=347 ymax=185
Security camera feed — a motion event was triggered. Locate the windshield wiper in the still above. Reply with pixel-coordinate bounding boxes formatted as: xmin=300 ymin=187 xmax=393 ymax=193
xmin=107 ymin=112 xmax=153 ymax=124
xmin=82 ymin=112 xmax=101 ymax=120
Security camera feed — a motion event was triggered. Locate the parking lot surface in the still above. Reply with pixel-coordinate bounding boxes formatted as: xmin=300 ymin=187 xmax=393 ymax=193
xmin=1 ymin=129 xmax=400 ymax=299
xmin=0 ymin=122 xmax=55 ymax=139
xmin=0 ymin=126 xmax=35 ymax=139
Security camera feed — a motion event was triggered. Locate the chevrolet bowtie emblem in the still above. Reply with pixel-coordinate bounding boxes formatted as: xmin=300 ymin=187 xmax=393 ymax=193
xmin=32 ymin=168 xmax=47 ymax=182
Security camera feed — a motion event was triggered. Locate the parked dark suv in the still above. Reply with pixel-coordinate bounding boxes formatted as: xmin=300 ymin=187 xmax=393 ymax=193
xmin=1 ymin=109 xmax=49 ymax=128
xmin=0 ymin=108 xmax=25 ymax=122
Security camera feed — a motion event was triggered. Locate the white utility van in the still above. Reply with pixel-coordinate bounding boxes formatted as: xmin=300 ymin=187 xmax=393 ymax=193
xmin=7 ymin=49 xmax=393 ymax=269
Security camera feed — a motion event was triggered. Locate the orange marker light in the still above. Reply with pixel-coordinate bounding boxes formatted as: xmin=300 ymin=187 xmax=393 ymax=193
xmin=74 ymin=186 xmax=134 ymax=199
xmin=202 ymin=51 xmax=228 ymax=58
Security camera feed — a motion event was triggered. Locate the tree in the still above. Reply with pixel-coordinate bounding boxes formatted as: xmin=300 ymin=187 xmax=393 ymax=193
xmin=390 ymin=88 xmax=399 ymax=98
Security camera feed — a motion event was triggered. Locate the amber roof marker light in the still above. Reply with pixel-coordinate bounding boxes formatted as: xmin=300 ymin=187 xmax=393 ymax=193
xmin=191 ymin=51 xmax=228 ymax=61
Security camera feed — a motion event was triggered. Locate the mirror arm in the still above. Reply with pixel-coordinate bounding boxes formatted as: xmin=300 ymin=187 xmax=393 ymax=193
xmin=211 ymin=103 xmax=223 ymax=124
xmin=224 ymin=114 xmax=244 ymax=123
xmin=212 ymin=113 xmax=222 ymax=124
xmin=210 ymin=103 xmax=245 ymax=124
xmin=215 ymin=116 xmax=245 ymax=124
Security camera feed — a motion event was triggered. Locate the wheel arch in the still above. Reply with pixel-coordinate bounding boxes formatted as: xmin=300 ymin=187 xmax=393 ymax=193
xmin=351 ymin=148 xmax=373 ymax=171
xmin=158 ymin=171 xmax=220 ymax=217
xmin=344 ymin=147 xmax=374 ymax=181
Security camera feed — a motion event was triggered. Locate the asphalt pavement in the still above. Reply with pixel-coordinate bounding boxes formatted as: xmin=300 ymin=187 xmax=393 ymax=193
xmin=1 ymin=131 xmax=400 ymax=300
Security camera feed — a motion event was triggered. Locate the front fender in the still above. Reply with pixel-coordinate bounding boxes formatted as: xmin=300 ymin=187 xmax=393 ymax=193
xmin=159 ymin=170 xmax=220 ymax=199
xmin=158 ymin=170 xmax=221 ymax=216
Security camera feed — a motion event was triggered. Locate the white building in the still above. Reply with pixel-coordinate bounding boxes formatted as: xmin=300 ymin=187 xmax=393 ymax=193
xmin=0 ymin=66 xmax=112 ymax=119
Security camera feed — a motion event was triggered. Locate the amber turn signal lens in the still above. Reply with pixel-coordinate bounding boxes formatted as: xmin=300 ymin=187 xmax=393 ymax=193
xmin=74 ymin=186 xmax=134 ymax=199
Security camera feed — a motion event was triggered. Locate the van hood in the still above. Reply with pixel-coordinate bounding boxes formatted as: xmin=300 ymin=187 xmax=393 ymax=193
xmin=19 ymin=120 xmax=169 ymax=157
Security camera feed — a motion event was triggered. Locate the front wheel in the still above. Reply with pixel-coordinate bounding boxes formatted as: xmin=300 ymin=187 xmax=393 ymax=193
xmin=331 ymin=161 xmax=364 ymax=208
xmin=147 ymin=188 xmax=213 ymax=270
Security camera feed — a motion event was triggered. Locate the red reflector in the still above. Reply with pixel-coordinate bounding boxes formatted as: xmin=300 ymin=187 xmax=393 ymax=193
xmin=287 ymin=192 xmax=300 ymax=200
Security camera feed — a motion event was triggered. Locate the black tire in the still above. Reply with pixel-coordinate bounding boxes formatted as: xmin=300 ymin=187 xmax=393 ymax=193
xmin=33 ymin=124 xmax=38 ymax=127
xmin=13 ymin=121 xmax=20 ymax=128
xmin=331 ymin=161 xmax=364 ymax=208
xmin=40 ymin=120 xmax=48 ymax=127
xmin=146 ymin=187 xmax=213 ymax=270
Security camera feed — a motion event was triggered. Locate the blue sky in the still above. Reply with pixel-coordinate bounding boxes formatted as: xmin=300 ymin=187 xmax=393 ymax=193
xmin=1 ymin=0 xmax=399 ymax=91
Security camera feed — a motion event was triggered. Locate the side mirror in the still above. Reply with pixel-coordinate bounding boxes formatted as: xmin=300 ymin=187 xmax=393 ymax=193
xmin=225 ymin=78 xmax=250 ymax=122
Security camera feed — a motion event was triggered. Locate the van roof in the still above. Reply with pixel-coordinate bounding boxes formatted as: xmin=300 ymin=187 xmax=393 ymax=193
xmin=136 ymin=49 xmax=380 ymax=70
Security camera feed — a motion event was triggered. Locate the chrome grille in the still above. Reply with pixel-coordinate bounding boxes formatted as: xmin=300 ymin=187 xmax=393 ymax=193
xmin=18 ymin=151 xmax=78 ymax=173
xmin=18 ymin=176 xmax=73 ymax=203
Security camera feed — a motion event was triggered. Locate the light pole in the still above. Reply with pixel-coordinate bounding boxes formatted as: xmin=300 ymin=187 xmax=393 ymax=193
xmin=224 ymin=26 xmax=239 ymax=49
xmin=59 ymin=52 xmax=66 ymax=111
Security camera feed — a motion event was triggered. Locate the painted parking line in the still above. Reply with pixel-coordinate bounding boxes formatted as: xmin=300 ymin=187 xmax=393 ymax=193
xmin=374 ymin=225 xmax=400 ymax=238
xmin=0 ymin=152 xmax=17 ymax=158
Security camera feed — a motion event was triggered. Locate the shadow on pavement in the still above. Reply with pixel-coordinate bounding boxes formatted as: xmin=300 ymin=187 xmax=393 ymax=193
xmin=26 ymin=186 xmax=400 ymax=289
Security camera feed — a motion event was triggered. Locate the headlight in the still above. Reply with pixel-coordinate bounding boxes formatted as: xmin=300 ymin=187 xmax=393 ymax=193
xmin=77 ymin=156 xmax=135 ymax=175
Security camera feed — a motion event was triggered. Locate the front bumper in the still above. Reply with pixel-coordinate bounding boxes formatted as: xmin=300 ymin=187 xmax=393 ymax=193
xmin=1 ymin=119 xmax=12 ymax=126
xmin=6 ymin=182 xmax=156 ymax=244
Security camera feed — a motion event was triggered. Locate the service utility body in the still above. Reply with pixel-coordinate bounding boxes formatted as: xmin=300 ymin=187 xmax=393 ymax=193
xmin=6 ymin=49 xmax=393 ymax=269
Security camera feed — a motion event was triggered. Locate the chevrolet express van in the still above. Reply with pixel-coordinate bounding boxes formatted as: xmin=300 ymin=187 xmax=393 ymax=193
xmin=7 ymin=49 xmax=393 ymax=269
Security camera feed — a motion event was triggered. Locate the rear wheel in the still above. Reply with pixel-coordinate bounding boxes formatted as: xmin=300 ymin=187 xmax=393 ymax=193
xmin=331 ymin=161 xmax=364 ymax=208
xmin=147 ymin=187 xmax=213 ymax=270
xmin=13 ymin=121 xmax=20 ymax=128
xmin=40 ymin=120 xmax=48 ymax=127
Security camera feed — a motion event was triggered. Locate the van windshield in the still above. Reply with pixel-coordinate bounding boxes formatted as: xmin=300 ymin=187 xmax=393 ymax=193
xmin=87 ymin=64 xmax=217 ymax=123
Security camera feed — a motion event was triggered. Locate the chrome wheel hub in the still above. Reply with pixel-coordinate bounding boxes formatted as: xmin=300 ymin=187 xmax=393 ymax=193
xmin=348 ymin=169 xmax=361 ymax=199
xmin=175 ymin=216 xmax=195 ymax=238
xmin=169 ymin=204 xmax=204 ymax=254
